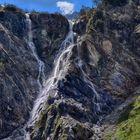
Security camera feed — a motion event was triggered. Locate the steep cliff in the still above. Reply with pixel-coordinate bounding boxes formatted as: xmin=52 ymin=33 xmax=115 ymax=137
xmin=0 ymin=0 xmax=140 ymax=140
xmin=0 ymin=5 xmax=69 ymax=139
xmin=29 ymin=0 xmax=140 ymax=140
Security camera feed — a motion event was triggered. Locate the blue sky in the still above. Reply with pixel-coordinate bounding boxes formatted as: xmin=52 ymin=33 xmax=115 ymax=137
xmin=0 ymin=0 xmax=93 ymax=14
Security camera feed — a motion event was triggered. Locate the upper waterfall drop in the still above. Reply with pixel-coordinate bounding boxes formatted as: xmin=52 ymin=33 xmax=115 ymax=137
xmin=25 ymin=13 xmax=45 ymax=91
xmin=56 ymin=20 xmax=75 ymax=59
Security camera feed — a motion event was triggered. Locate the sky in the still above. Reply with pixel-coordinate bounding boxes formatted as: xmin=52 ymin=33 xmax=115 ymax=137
xmin=0 ymin=0 xmax=93 ymax=14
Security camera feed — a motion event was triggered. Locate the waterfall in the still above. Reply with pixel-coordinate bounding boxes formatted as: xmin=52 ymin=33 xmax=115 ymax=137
xmin=25 ymin=18 xmax=110 ymax=135
xmin=24 ymin=18 xmax=113 ymax=140
xmin=26 ymin=20 xmax=75 ymax=130
xmin=25 ymin=13 xmax=45 ymax=91
xmin=0 ymin=12 xmax=114 ymax=140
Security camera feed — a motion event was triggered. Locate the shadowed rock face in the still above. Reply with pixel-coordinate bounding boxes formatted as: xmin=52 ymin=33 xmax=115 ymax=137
xmin=73 ymin=18 xmax=88 ymax=35
xmin=30 ymin=13 xmax=69 ymax=74
xmin=1 ymin=1 xmax=140 ymax=140
xmin=0 ymin=8 xmax=69 ymax=139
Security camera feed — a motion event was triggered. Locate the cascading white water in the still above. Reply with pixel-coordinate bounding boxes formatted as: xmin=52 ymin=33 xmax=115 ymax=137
xmin=25 ymin=13 xmax=45 ymax=91
xmin=26 ymin=20 xmax=75 ymax=129
xmin=55 ymin=20 xmax=75 ymax=59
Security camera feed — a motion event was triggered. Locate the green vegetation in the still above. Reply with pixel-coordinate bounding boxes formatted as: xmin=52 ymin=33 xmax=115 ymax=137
xmin=106 ymin=96 xmax=140 ymax=140
xmin=31 ymin=98 xmax=68 ymax=140
xmin=30 ymin=102 xmax=57 ymax=139
xmin=53 ymin=117 xmax=65 ymax=140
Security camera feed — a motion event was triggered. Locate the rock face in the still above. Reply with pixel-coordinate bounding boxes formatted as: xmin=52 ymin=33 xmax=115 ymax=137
xmin=0 ymin=6 xmax=69 ymax=139
xmin=29 ymin=39 xmax=114 ymax=140
xmin=0 ymin=0 xmax=140 ymax=140
xmin=30 ymin=13 xmax=69 ymax=74
xmin=73 ymin=17 xmax=88 ymax=35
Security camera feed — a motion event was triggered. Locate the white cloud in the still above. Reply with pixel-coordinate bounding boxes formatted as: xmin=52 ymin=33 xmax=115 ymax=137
xmin=56 ymin=1 xmax=74 ymax=15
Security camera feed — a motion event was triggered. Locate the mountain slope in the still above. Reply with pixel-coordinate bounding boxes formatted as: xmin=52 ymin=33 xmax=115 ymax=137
xmin=0 ymin=1 xmax=140 ymax=140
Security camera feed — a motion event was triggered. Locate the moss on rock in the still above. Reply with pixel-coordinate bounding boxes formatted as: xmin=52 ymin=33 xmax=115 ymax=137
xmin=106 ymin=96 xmax=140 ymax=140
